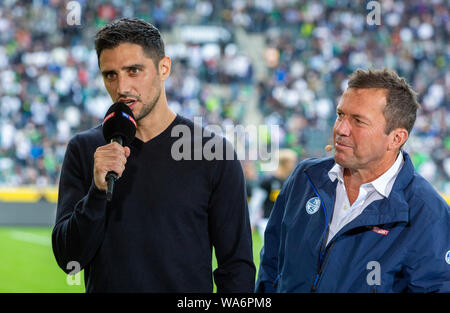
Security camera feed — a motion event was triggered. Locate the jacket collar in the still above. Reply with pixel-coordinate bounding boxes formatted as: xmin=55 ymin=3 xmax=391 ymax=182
xmin=304 ymin=151 xmax=414 ymax=227
xmin=327 ymin=152 xmax=404 ymax=198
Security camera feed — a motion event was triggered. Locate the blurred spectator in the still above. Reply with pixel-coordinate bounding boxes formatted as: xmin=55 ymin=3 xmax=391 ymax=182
xmin=250 ymin=149 xmax=297 ymax=237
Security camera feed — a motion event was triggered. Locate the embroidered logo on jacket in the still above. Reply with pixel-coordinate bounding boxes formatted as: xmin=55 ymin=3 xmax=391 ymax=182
xmin=445 ymin=251 xmax=450 ymax=265
xmin=306 ymin=197 xmax=321 ymax=215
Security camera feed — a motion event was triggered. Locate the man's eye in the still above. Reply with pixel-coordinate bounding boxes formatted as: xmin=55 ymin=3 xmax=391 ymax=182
xmin=129 ymin=68 xmax=140 ymax=74
xmin=104 ymin=73 xmax=116 ymax=80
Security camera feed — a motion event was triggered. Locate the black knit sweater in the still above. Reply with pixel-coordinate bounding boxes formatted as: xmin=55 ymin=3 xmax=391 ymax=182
xmin=52 ymin=115 xmax=255 ymax=292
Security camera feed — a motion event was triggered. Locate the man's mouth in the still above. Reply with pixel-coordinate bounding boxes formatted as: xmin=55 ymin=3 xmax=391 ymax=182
xmin=119 ymin=98 xmax=138 ymax=109
xmin=335 ymin=139 xmax=353 ymax=149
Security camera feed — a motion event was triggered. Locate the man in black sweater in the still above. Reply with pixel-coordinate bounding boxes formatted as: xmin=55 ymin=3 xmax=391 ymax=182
xmin=52 ymin=17 xmax=255 ymax=292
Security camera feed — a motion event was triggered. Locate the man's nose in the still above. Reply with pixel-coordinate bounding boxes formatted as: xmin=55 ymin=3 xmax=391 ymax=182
xmin=334 ymin=117 xmax=351 ymax=136
xmin=116 ymin=74 xmax=131 ymax=96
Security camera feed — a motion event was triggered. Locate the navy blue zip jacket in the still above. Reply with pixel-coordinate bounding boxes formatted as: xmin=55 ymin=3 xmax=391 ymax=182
xmin=256 ymin=151 xmax=450 ymax=292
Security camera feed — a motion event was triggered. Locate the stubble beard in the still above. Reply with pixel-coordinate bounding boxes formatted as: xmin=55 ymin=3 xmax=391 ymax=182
xmin=135 ymin=86 xmax=162 ymax=122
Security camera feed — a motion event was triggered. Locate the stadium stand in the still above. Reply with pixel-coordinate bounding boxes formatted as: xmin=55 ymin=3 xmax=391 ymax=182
xmin=0 ymin=1 xmax=448 ymax=218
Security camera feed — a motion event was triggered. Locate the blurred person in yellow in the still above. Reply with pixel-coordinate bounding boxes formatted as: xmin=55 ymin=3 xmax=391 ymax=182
xmin=249 ymin=149 xmax=297 ymax=237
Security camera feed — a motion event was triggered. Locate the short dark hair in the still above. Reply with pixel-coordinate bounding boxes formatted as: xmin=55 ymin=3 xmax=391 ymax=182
xmin=94 ymin=17 xmax=165 ymax=68
xmin=347 ymin=68 xmax=420 ymax=135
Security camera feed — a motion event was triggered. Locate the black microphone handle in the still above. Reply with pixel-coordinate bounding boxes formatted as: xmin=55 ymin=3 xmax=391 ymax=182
xmin=106 ymin=136 xmax=123 ymax=202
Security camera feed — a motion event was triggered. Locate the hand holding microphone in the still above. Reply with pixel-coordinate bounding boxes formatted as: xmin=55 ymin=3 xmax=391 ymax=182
xmin=93 ymin=143 xmax=130 ymax=194
xmin=94 ymin=102 xmax=137 ymax=201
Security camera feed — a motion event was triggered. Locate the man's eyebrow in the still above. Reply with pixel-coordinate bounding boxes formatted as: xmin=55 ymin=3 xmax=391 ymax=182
xmin=351 ymin=113 xmax=370 ymax=121
xmin=101 ymin=69 xmax=116 ymax=76
xmin=336 ymin=108 xmax=370 ymax=121
xmin=122 ymin=64 xmax=145 ymax=70
xmin=101 ymin=64 xmax=145 ymax=76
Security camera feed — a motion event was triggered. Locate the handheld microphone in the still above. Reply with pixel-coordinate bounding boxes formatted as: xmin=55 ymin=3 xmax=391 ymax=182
xmin=102 ymin=102 xmax=137 ymax=201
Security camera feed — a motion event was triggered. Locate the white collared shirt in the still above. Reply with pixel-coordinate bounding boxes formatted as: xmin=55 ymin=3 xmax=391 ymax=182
xmin=325 ymin=152 xmax=404 ymax=246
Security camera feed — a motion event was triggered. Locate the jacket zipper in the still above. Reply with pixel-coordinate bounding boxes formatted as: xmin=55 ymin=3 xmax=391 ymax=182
xmin=304 ymin=171 xmax=336 ymax=293
xmin=272 ymin=273 xmax=281 ymax=290
xmin=310 ymin=239 xmax=336 ymax=292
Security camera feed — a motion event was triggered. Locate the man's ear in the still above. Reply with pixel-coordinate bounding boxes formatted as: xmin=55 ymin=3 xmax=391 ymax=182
xmin=388 ymin=128 xmax=409 ymax=151
xmin=158 ymin=56 xmax=171 ymax=80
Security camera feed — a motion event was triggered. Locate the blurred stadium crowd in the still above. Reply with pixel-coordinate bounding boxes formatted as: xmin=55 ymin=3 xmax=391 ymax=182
xmin=0 ymin=0 xmax=448 ymax=199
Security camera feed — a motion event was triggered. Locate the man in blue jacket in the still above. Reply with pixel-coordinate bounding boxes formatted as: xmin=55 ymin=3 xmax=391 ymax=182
xmin=256 ymin=68 xmax=450 ymax=293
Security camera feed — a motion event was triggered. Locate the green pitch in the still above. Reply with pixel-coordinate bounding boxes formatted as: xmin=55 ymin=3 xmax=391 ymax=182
xmin=0 ymin=227 xmax=84 ymax=292
xmin=0 ymin=226 xmax=263 ymax=293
